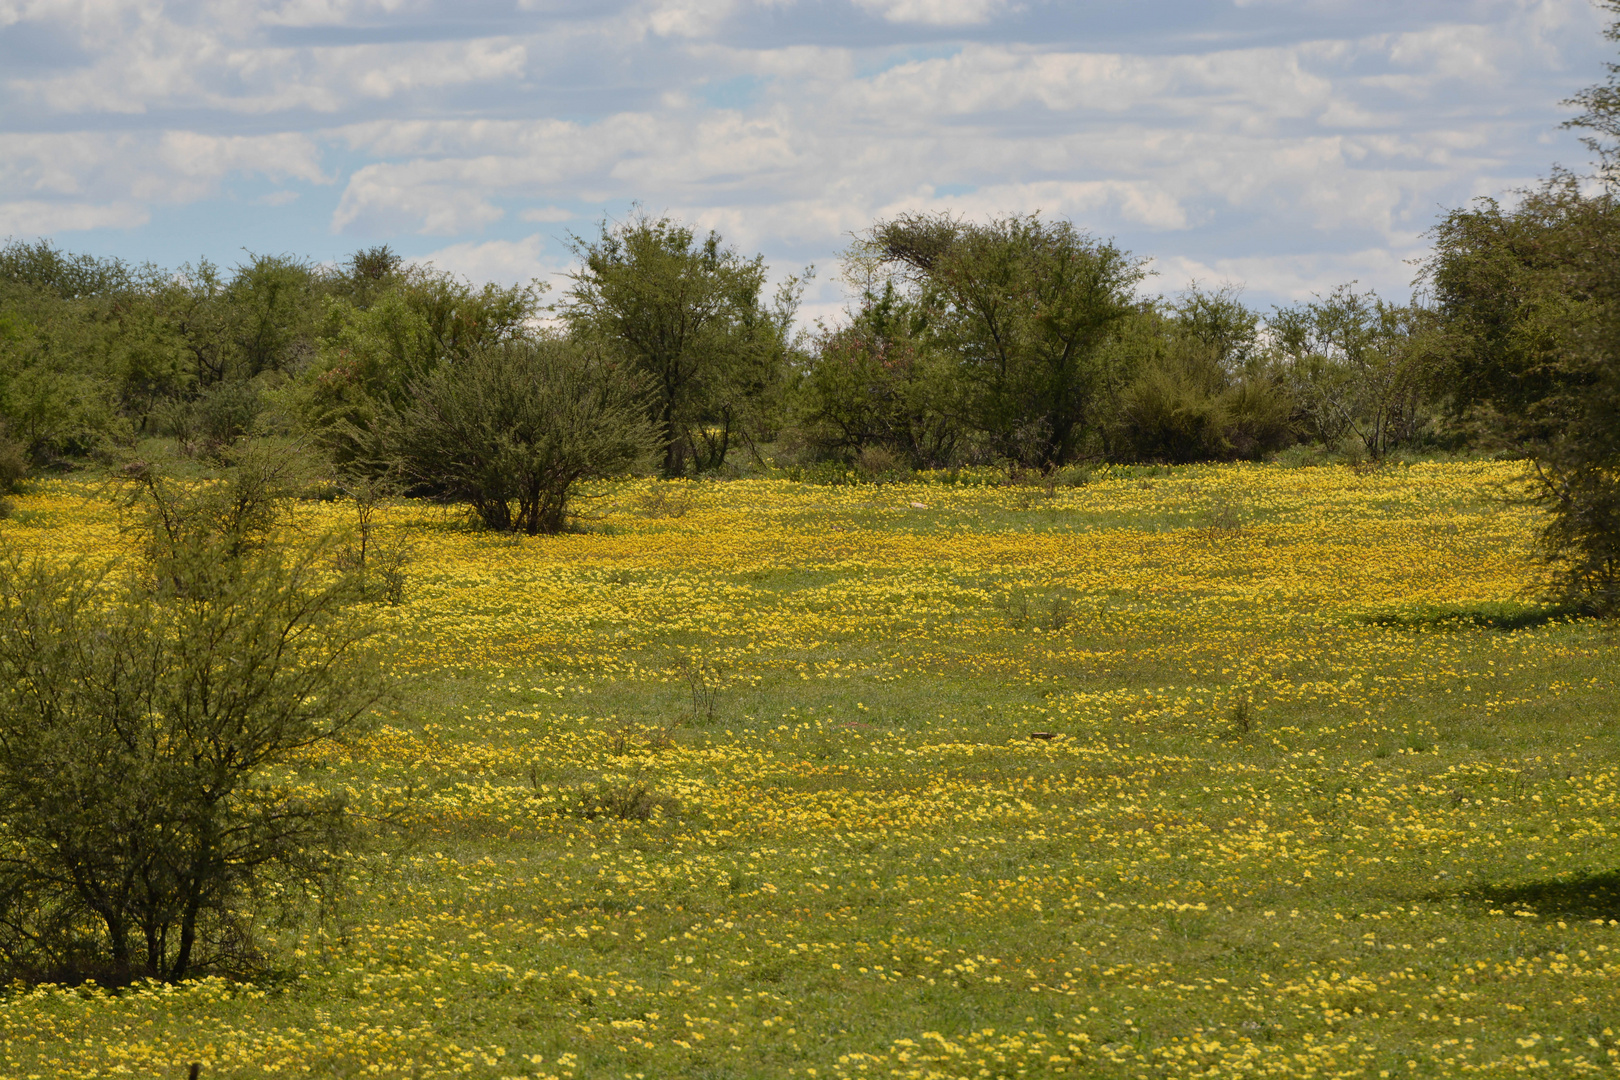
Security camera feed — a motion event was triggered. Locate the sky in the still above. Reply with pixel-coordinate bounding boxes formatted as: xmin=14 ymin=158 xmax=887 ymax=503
xmin=0 ymin=0 xmax=1612 ymax=322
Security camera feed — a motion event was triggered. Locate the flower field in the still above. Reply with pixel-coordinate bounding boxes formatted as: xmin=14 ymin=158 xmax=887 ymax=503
xmin=1 ymin=461 xmax=1618 ymax=1079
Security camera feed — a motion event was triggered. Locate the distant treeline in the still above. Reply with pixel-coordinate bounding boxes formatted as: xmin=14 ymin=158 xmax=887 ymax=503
xmin=0 ymin=184 xmax=1616 ymax=603
xmin=0 ymin=206 xmax=1567 ymax=478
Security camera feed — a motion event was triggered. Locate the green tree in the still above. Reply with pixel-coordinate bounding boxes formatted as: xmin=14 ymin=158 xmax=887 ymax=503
xmin=328 ymin=245 xmax=407 ymax=311
xmin=1421 ymin=176 xmax=1609 ymax=445
xmin=0 ymin=466 xmax=384 ymax=983
xmin=0 ymin=241 xmax=145 ymax=461
xmin=390 ymin=335 xmax=656 ymax=535
xmin=859 ymin=212 xmax=1146 ymax=468
xmin=1421 ymin=0 xmax=1620 ymax=612
xmin=560 ymin=212 xmax=798 ymax=477
xmin=795 ymin=283 xmax=963 ymax=469
xmin=1268 ymin=286 xmax=1436 ymax=460
xmin=1111 ymin=287 xmax=1295 ymax=464
xmin=295 ymin=267 xmax=545 ymax=471
xmin=225 ymin=254 xmax=322 ymax=380
xmin=1425 ymin=176 xmax=1620 ymax=610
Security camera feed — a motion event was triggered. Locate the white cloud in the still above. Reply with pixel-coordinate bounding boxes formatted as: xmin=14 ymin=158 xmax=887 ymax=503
xmin=157 ymin=132 xmax=330 ymax=188
xmin=520 ymin=206 xmax=577 ymax=222
xmin=851 ymin=0 xmax=1015 ymax=26
xmin=643 ymin=0 xmax=746 ymax=37
xmin=332 ymin=161 xmax=508 ymax=235
xmin=0 ymin=200 xmax=149 ymax=235
xmin=8 ymin=23 xmax=533 ymax=116
xmin=0 ymin=131 xmax=332 ymax=209
xmin=0 ymin=0 xmax=1606 ymax=308
xmin=260 ymin=0 xmax=427 ymax=27
xmin=1150 ymin=246 xmax=1427 ymax=305
xmin=410 ymin=233 xmax=569 ymax=291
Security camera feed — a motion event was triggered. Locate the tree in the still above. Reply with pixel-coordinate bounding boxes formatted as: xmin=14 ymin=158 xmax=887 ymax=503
xmin=860 ymin=212 xmax=1146 ymax=468
xmin=226 ymin=254 xmax=322 ymax=380
xmin=795 ymin=283 xmax=964 ymax=469
xmin=1420 ymin=177 xmax=1609 ymax=446
xmin=1269 ymin=286 xmax=1436 ymax=460
xmin=0 ymin=241 xmax=155 ymax=462
xmin=391 ymin=335 xmax=657 ymax=535
xmin=1111 ymin=287 xmax=1295 ymax=464
xmin=1423 ymin=0 xmax=1620 ymax=613
xmin=0 ymin=465 xmax=385 ymax=983
xmin=1425 ymin=181 xmax=1620 ymax=610
xmin=560 ymin=212 xmax=798 ymax=477
xmin=329 ymin=245 xmax=406 ymax=311
xmin=296 ymin=266 xmax=546 ymax=471
xmin=1565 ymin=0 xmax=1620 ymax=182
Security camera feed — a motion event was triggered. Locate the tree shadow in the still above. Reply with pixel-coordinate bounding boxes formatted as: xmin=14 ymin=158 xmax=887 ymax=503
xmin=1428 ymin=871 xmax=1620 ymax=921
xmin=1361 ymin=603 xmax=1584 ymax=633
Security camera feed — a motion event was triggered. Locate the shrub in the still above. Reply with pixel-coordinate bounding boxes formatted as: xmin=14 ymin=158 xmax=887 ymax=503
xmin=573 ymin=777 xmax=679 ymax=822
xmin=1115 ymin=365 xmax=1234 ymax=463
xmin=391 ymin=336 xmax=657 ymax=535
xmin=0 ymin=482 xmax=384 ymax=984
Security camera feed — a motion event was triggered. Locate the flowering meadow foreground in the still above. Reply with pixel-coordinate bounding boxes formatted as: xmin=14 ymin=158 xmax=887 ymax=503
xmin=1 ymin=461 xmax=1618 ymax=1080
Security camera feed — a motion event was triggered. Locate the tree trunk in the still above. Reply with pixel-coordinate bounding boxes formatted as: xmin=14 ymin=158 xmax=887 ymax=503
xmin=171 ymin=884 xmax=202 ymax=981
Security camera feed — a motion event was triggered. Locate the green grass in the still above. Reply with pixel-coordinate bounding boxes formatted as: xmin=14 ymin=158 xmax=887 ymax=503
xmin=0 ymin=463 xmax=1616 ymax=1079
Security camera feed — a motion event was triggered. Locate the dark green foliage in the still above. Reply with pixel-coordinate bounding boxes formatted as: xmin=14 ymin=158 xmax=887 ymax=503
xmin=329 ymin=245 xmax=406 ymax=311
xmin=795 ymin=284 xmax=963 ymax=469
xmin=1112 ymin=288 xmax=1294 ymax=463
xmin=561 ymin=212 xmax=800 ymax=477
xmin=861 ymin=212 xmax=1146 ymax=468
xmin=225 ymin=254 xmax=321 ymax=380
xmin=152 ymin=378 xmax=269 ymax=453
xmin=1115 ymin=363 xmax=1240 ymax=463
xmin=0 ymin=426 xmax=25 ymax=492
xmin=1535 ymin=445 xmax=1620 ymax=614
xmin=0 ymin=244 xmax=144 ymax=462
xmin=0 ymin=468 xmax=384 ymax=984
xmin=1269 ymin=285 xmax=1437 ymax=460
xmin=391 ymin=335 xmax=657 ymax=535
xmin=1421 ymin=13 xmax=1620 ymax=614
xmin=0 ymin=242 xmax=326 ymax=464
xmin=1421 ymin=176 xmax=1609 ymax=445
xmin=1424 ymin=180 xmax=1620 ymax=612
xmin=0 ymin=240 xmax=548 ymax=472
xmin=296 ymin=269 xmax=544 ymax=470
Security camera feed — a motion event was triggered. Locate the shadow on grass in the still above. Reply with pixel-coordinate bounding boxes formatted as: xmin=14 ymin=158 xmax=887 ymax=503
xmin=1430 ymin=871 xmax=1620 ymax=921
xmin=1361 ymin=603 xmax=1584 ymax=633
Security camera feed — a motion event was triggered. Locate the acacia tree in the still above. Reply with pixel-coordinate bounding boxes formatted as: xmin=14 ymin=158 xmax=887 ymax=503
xmin=0 ymin=465 xmax=385 ymax=983
xmin=1420 ymin=0 xmax=1620 ymax=613
xmin=859 ymin=212 xmax=1145 ymax=468
xmin=560 ymin=212 xmax=798 ymax=477
xmin=1425 ymin=177 xmax=1620 ymax=611
xmin=1268 ymin=285 xmax=1436 ymax=460
xmin=1110 ymin=287 xmax=1296 ymax=464
xmin=796 ymin=283 xmax=963 ymax=469
xmin=391 ymin=335 xmax=656 ymax=535
xmin=297 ymin=266 xmax=545 ymax=471
xmin=1565 ymin=0 xmax=1620 ymax=182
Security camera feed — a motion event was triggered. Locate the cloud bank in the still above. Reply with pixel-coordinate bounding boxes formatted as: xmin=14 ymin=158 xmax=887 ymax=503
xmin=0 ymin=0 xmax=1607 ymax=315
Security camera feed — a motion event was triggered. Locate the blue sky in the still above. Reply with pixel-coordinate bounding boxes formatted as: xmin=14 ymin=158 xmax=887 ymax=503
xmin=0 ymin=0 xmax=1611 ymax=320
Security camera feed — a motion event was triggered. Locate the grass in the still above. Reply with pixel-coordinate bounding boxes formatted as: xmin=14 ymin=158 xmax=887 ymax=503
xmin=0 ymin=460 xmax=1617 ymax=1078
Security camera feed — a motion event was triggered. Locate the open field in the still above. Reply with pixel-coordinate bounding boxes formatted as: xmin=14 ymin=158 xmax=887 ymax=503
xmin=0 ymin=461 xmax=1617 ymax=1079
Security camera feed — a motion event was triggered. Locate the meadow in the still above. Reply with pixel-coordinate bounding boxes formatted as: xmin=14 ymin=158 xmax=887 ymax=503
xmin=0 ymin=460 xmax=1616 ymax=1079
